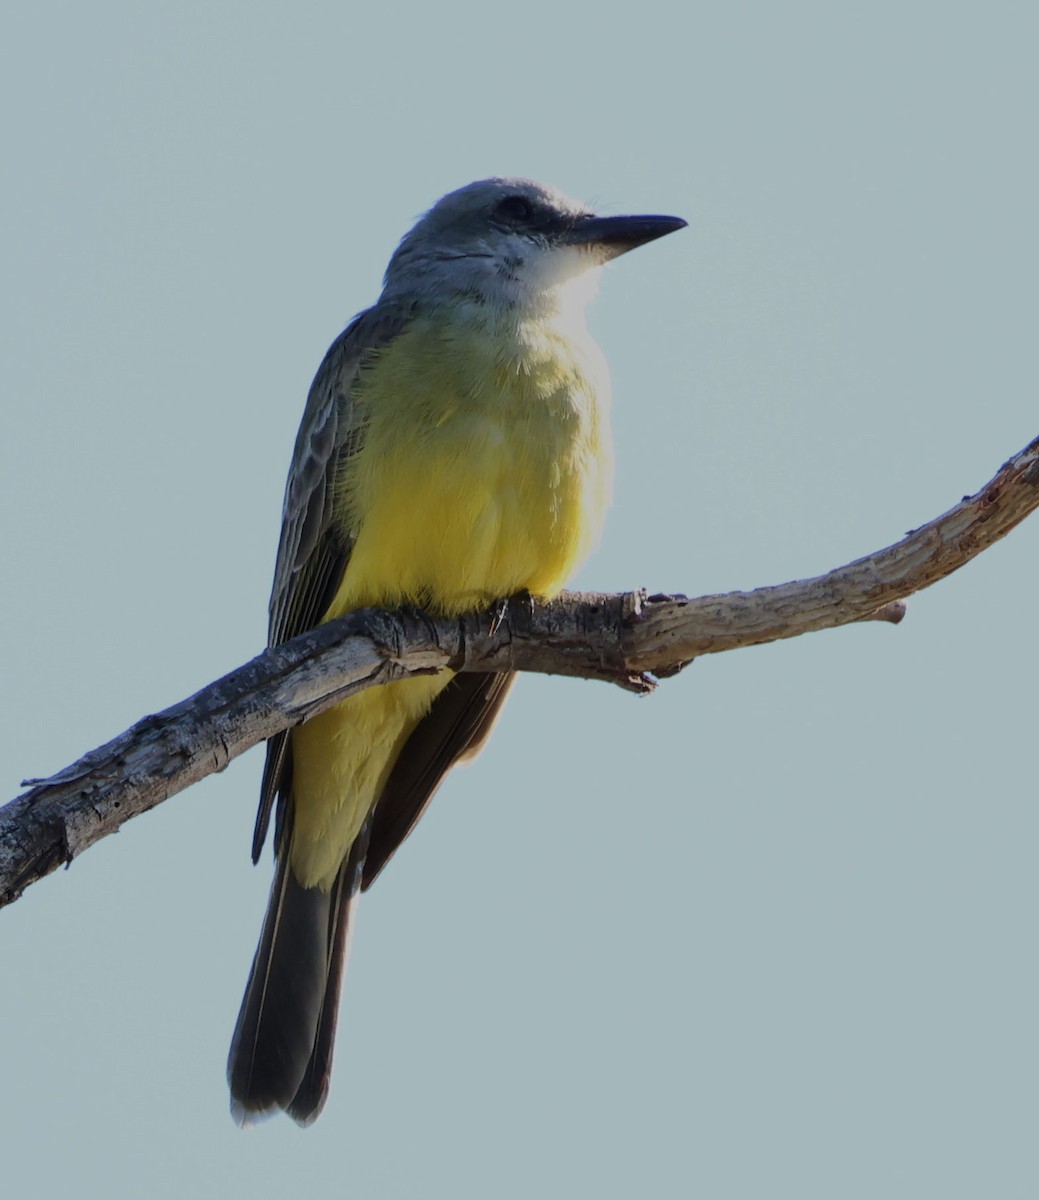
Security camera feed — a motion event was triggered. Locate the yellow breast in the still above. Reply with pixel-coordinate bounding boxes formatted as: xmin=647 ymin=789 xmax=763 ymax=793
xmin=290 ymin=305 xmax=613 ymax=889
xmin=326 ymin=307 xmax=613 ymax=618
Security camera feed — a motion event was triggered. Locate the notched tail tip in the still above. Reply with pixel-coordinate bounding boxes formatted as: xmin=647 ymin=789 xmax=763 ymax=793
xmin=230 ymin=1097 xmax=271 ymax=1129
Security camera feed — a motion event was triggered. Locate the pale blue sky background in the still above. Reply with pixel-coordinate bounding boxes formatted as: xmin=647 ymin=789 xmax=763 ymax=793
xmin=2 ymin=3 xmax=1037 ymax=1197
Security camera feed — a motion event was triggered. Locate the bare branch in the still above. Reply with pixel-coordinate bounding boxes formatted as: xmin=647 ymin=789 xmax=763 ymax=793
xmin=2 ymin=434 xmax=1037 ymax=908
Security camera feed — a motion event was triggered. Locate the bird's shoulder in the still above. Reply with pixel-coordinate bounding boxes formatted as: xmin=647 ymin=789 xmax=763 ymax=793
xmin=266 ymin=300 xmax=413 ymax=644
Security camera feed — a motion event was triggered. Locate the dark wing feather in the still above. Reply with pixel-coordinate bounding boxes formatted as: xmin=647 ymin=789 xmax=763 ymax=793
xmin=361 ymin=671 xmax=515 ymax=890
xmin=251 ymin=303 xmax=410 ymax=862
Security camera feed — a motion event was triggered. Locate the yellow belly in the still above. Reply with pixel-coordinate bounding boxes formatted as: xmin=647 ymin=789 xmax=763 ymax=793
xmin=289 ymin=310 xmax=612 ymax=888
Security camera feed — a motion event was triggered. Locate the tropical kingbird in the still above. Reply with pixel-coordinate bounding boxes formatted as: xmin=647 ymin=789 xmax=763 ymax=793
xmin=228 ymin=178 xmax=685 ymax=1125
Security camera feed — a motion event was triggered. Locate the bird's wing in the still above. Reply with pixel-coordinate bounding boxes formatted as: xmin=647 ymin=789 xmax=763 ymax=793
xmin=252 ymin=298 xmax=516 ymax=885
xmin=251 ymin=302 xmax=409 ymax=862
xmin=361 ymin=670 xmax=515 ymax=890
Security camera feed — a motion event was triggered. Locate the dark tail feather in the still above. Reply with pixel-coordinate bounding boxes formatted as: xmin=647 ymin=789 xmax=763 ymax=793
xmin=228 ymin=816 xmax=371 ymax=1127
xmin=287 ymin=817 xmax=371 ymax=1125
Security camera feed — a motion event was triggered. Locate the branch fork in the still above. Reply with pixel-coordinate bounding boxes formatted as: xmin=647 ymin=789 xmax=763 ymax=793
xmin=2 ymin=434 xmax=1037 ymax=908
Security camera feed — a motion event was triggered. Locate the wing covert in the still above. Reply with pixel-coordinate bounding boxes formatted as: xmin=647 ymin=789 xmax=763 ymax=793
xmin=252 ymin=303 xmax=409 ymax=862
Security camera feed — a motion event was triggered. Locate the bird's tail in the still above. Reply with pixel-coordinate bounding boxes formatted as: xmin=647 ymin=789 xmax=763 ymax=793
xmin=227 ymin=815 xmax=371 ymax=1126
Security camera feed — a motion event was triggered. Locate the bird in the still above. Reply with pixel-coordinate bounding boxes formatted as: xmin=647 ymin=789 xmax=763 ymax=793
xmin=227 ymin=178 xmax=686 ymax=1125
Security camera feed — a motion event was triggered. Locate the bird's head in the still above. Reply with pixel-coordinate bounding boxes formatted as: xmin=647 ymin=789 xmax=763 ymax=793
xmin=382 ymin=178 xmax=686 ymax=316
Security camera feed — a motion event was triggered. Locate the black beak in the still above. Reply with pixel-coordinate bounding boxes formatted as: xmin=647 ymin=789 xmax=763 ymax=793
xmin=565 ymin=212 xmax=687 ymax=258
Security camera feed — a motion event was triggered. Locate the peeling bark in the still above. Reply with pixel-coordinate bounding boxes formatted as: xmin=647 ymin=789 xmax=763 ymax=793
xmin=2 ymin=434 xmax=1036 ymax=908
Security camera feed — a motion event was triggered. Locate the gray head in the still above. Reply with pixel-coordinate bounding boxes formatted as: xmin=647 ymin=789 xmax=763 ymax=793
xmin=381 ymin=178 xmax=686 ymax=311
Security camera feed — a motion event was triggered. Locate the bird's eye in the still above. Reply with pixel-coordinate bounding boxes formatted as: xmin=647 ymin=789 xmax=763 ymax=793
xmin=495 ymin=195 xmax=533 ymax=223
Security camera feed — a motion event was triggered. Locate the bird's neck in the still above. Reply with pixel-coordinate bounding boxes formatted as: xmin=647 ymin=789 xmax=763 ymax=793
xmin=384 ymin=257 xmax=602 ymax=333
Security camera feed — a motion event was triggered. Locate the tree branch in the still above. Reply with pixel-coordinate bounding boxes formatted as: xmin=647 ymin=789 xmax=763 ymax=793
xmin=3 ymin=434 xmax=1037 ymax=908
